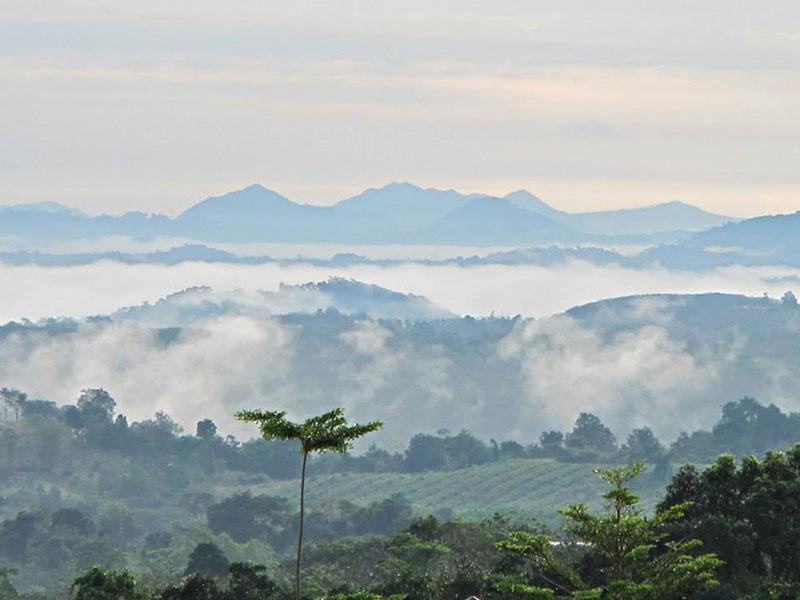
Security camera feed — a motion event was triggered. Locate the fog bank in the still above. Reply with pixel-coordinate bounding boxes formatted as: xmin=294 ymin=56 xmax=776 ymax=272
xmin=2 ymin=260 xmax=798 ymax=322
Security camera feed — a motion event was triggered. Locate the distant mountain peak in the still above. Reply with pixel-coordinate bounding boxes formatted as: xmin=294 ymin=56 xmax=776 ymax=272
xmin=1 ymin=182 xmax=746 ymax=245
xmin=416 ymin=196 xmax=576 ymax=244
xmin=506 ymin=189 xmax=541 ymax=199
xmin=177 ymin=184 xmax=299 ymax=221
xmin=598 ymin=199 xmax=724 ymax=215
xmin=240 ymin=182 xmax=269 ymax=193
xmin=1 ymin=201 xmax=87 ymax=217
xmin=381 ymin=181 xmax=423 ymax=191
xmin=504 ymin=190 xmax=567 ymax=221
xmin=566 ymin=200 xmax=736 ymax=235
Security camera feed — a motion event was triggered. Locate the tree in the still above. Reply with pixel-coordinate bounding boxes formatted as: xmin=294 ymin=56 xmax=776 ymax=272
xmin=185 ymin=542 xmax=229 ymax=579
xmin=51 ymin=508 xmax=94 ymax=536
xmin=226 ymin=563 xmax=278 ymax=600
xmin=76 ymin=389 xmax=116 ymax=423
xmin=404 ymin=434 xmax=447 ymax=472
xmin=70 ymin=566 xmax=145 ymax=600
xmin=620 ymin=427 xmax=665 ymax=464
xmin=0 ymin=567 xmax=17 ymax=600
xmin=0 ymin=390 xmax=26 ymax=423
xmin=403 ymin=430 xmax=491 ymax=472
xmin=496 ymin=462 xmax=722 ymax=598
xmin=236 ymin=408 xmax=382 ymax=600
xmin=196 ymin=419 xmax=218 ymax=440
xmin=660 ymin=445 xmax=800 ymax=595
xmin=206 ymin=492 xmax=290 ymax=544
xmin=781 ymin=290 xmax=798 ymax=307
xmin=565 ymin=413 xmax=618 ymax=457
xmin=539 ymin=430 xmax=564 ymax=458
xmin=0 ymin=511 xmax=40 ymax=563
xmin=0 ymin=429 xmax=17 ymax=476
xmin=670 ymin=398 xmax=800 ymax=462
xmin=160 ymin=573 xmax=222 ymax=600
xmin=72 ymin=389 xmax=118 ymax=448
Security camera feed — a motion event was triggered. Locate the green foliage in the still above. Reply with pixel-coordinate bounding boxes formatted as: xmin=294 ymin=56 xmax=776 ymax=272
xmin=70 ymin=567 xmax=147 ymax=600
xmin=620 ymin=428 xmax=665 ymax=464
xmin=0 ymin=567 xmax=18 ymax=600
xmin=185 ymin=543 xmax=229 ymax=578
xmin=297 ymin=514 xmax=523 ymax=599
xmin=4 ymin=386 xmax=800 ymax=598
xmin=497 ymin=462 xmax=722 ymax=599
xmin=670 ymin=398 xmax=800 ymax=463
xmin=226 ymin=563 xmax=279 ymax=600
xmin=564 ymin=413 xmax=618 ymax=458
xmin=324 ymin=594 xmax=405 ymax=600
xmin=195 ymin=420 xmax=218 ymax=440
xmin=159 ymin=573 xmax=221 ymax=600
xmin=206 ymin=493 xmax=290 ymax=544
xmin=236 ymin=408 xmax=382 ymax=600
xmin=235 ymin=409 xmax=382 ymax=456
xmin=661 ymin=444 xmax=800 ymax=596
xmin=404 ymin=431 xmax=493 ymax=472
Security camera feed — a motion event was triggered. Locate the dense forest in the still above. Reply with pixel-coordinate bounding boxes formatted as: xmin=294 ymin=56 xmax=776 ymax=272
xmin=1 ymin=387 xmax=800 ymax=597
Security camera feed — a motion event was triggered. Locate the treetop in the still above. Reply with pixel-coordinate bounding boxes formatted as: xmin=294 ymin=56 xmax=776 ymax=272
xmin=235 ymin=407 xmax=383 ymax=454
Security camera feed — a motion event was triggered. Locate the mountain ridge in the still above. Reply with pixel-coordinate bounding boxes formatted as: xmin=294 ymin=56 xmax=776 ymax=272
xmin=1 ymin=182 xmax=741 ymax=245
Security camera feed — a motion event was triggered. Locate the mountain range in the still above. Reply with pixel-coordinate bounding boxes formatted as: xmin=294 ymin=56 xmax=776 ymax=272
xmin=0 ymin=182 xmax=737 ymax=246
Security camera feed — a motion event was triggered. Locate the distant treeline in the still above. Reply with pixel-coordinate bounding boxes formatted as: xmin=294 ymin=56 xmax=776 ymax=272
xmin=1 ymin=388 xmax=798 ymax=481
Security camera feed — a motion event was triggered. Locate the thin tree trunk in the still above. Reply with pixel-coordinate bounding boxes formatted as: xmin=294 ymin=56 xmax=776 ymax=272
xmin=296 ymin=451 xmax=308 ymax=600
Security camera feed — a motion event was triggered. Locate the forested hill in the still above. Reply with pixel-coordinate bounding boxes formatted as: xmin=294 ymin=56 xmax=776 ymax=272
xmin=2 ymin=290 xmax=800 ymax=445
xmin=567 ymin=291 xmax=797 ymax=334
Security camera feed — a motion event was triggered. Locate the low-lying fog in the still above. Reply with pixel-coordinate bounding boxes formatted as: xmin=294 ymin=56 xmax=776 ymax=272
xmin=1 ymin=259 xmax=798 ymax=323
xmin=0 ymin=236 xmax=650 ymax=259
xmin=4 ymin=258 xmax=800 ymax=445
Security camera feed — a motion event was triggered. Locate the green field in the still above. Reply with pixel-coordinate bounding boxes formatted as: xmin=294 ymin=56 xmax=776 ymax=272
xmin=238 ymin=458 xmax=667 ymax=526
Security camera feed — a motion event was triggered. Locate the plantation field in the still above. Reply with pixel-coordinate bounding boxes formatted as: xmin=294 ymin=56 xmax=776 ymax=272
xmin=239 ymin=459 xmax=668 ymax=525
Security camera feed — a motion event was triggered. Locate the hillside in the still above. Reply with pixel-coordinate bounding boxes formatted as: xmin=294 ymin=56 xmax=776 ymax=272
xmin=414 ymin=196 xmax=577 ymax=244
xmin=504 ymin=190 xmax=569 ymax=222
xmin=242 ymin=458 xmax=665 ymax=525
xmin=5 ymin=290 xmax=800 ymax=445
xmin=111 ymin=278 xmax=454 ymax=325
xmin=567 ymin=201 xmax=735 ymax=235
xmin=689 ymin=210 xmax=800 ymax=252
xmin=333 ymin=182 xmax=466 ymax=231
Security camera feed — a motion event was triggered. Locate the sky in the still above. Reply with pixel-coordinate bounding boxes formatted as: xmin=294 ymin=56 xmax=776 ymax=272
xmin=2 ymin=1 xmax=800 ymax=217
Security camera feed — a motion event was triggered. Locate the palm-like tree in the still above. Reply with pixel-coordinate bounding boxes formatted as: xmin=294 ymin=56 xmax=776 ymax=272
xmin=236 ymin=407 xmax=382 ymax=600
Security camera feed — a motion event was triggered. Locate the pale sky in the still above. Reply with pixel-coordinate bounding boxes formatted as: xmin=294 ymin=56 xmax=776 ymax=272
xmin=2 ymin=1 xmax=800 ymax=217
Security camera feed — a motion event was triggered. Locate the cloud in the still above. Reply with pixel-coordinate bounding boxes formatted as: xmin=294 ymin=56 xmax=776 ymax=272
xmin=497 ymin=313 xmax=736 ymax=440
xmin=0 ymin=282 xmax=797 ymax=446
xmin=335 ymin=320 xmax=456 ymax=429
xmin=3 ymin=259 xmax=800 ymax=323
xmin=0 ymin=315 xmax=458 ymax=446
xmin=2 ymin=260 xmax=800 ymax=445
xmin=0 ymin=317 xmax=296 ymax=436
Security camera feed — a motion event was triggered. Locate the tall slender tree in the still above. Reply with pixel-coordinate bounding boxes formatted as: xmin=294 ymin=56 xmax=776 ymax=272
xmin=236 ymin=407 xmax=382 ymax=600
